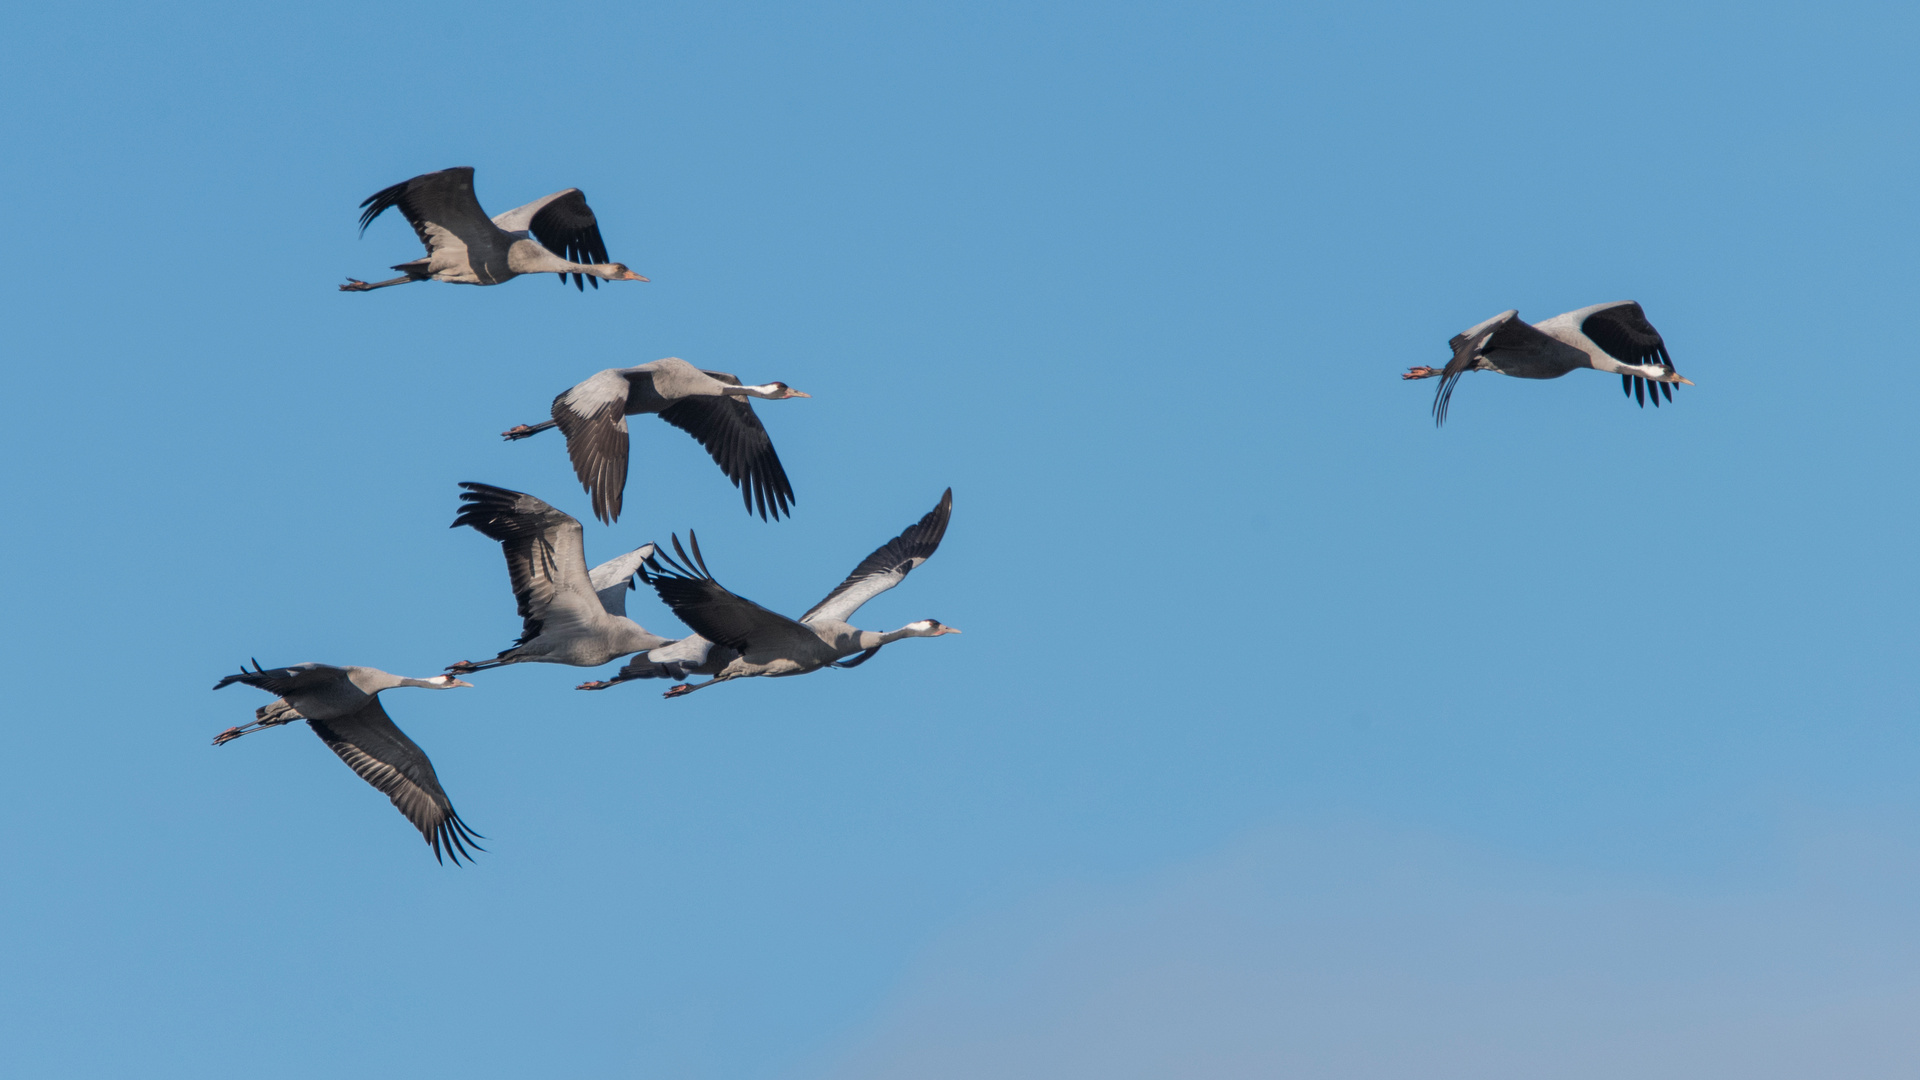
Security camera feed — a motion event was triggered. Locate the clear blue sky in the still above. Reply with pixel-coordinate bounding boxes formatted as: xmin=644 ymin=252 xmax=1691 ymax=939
xmin=4 ymin=1 xmax=1919 ymax=1076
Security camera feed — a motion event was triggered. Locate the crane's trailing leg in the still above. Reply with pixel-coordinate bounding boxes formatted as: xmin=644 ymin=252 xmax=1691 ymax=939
xmin=663 ymin=678 xmax=727 ymax=699
xmin=211 ymin=724 xmax=258 ymax=747
xmin=339 ymin=275 xmax=418 ymax=292
xmin=1402 ymin=366 xmax=1443 ymax=380
xmin=502 ymin=420 xmax=559 ymax=441
xmin=211 ymin=710 xmax=300 ymax=747
xmin=577 ymin=679 xmax=617 ymax=690
xmin=212 ymin=696 xmax=303 ymax=746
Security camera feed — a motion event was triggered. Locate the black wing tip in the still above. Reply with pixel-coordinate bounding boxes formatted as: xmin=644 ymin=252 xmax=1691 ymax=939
xmin=355 ymin=167 xmax=479 ymax=234
xmin=915 ymin=488 xmax=955 ymax=548
xmin=644 ymin=532 xmax=716 ymax=586
xmin=430 ymin=809 xmax=488 ymax=866
xmin=451 ymin=481 xmax=544 ymax=529
xmin=354 ymin=178 xmax=415 ymax=234
xmin=211 ymin=658 xmax=270 ymax=691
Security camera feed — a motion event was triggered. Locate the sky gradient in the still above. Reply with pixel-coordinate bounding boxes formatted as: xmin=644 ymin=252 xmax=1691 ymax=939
xmin=4 ymin=1 xmax=1920 ymax=1076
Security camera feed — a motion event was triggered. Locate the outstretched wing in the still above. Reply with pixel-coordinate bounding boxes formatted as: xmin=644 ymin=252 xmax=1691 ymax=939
xmin=802 ymin=489 xmax=953 ymax=625
xmin=451 ymin=483 xmax=604 ymax=647
xmin=658 ymin=373 xmax=795 ymax=521
xmin=490 ymin=188 xmax=617 ymax=291
xmin=1578 ymin=301 xmax=1679 ymax=408
xmin=552 ymin=370 xmax=634 ymax=525
xmin=534 ymin=191 xmax=612 ymax=292
xmin=588 ymin=544 xmax=657 ymax=618
xmin=641 ymin=534 xmax=814 ymax=654
xmin=1432 ymin=310 xmax=1556 ymax=426
xmin=213 ymin=661 xmax=349 ymax=696
xmin=305 ymin=696 xmax=483 ymax=865
xmin=356 ymin=167 xmax=494 ymax=262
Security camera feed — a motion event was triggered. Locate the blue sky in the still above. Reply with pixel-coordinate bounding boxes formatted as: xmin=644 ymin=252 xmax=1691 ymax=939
xmin=3 ymin=1 xmax=1919 ymax=1076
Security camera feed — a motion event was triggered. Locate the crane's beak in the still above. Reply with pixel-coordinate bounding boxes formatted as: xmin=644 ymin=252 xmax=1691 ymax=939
xmin=618 ymin=269 xmax=650 ymax=282
xmin=450 ymin=678 xmax=475 ymax=688
xmin=1676 ymin=375 xmax=1695 ymax=386
xmin=935 ymin=626 xmax=962 ymax=635
xmin=787 ymin=390 xmax=812 ymax=398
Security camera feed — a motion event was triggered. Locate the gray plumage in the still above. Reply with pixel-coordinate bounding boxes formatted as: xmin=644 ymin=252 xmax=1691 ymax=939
xmin=341 ymin=167 xmax=648 ymax=292
xmin=1405 ymin=301 xmax=1692 ymax=425
xmin=639 ymin=488 xmax=959 ymax=699
xmin=448 ymin=483 xmax=672 ymax=672
xmin=502 ymin=357 xmax=808 ymax=525
xmin=211 ymin=662 xmax=482 ymax=865
xmin=576 ymin=633 xmax=741 ymax=691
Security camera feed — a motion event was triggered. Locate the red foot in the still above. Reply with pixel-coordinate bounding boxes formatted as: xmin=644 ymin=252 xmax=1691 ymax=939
xmin=664 ymin=684 xmax=693 ymax=698
xmin=502 ymin=425 xmax=535 ymax=439
xmin=447 ymin=660 xmax=480 ymax=674
xmin=577 ymin=680 xmax=611 ymax=691
xmin=212 ymin=726 xmax=244 ymax=747
xmin=339 ymin=279 xmax=373 ymax=292
xmin=1402 ymin=366 xmax=1442 ymax=380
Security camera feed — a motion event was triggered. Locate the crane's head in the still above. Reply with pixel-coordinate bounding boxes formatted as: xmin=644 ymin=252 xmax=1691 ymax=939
xmin=909 ymin=619 xmax=961 ymax=637
xmin=596 ymin=262 xmax=649 ymax=282
xmin=767 ymin=381 xmax=811 ymax=400
xmin=429 ymin=675 xmax=475 ymax=689
xmin=1650 ymin=365 xmax=1694 ymax=386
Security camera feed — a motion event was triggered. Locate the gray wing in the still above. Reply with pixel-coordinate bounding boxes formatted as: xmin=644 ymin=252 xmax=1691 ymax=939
xmin=491 ymin=188 xmax=613 ymax=291
xmin=305 ymin=696 xmax=483 ymax=865
xmin=489 ymin=189 xmax=574 ymax=232
xmin=589 ymin=543 xmax=658 ymax=617
xmin=1432 ymin=310 xmax=1555 ymax=426
xmin=1578 ymin=302 xmax=1669 ymax=366
xmin=452 ymin=483 xmax=606 ymax=647
xmin=213 ymin=661 xmax=349 ymax=696
xmin=641 ymin=535 xmax=817 ymax=654
xmin=656 ymin=372 xmax=796 ymax=522
xmin=1577 ymin=301 xmax=1680 ymax=408
xmin=802 ymin=489 xmax=953 ymax=625
xmin=552 ymin=370 xmax=635 ymax=525
xmin=356 ymin=167 xmax=494 ymax=262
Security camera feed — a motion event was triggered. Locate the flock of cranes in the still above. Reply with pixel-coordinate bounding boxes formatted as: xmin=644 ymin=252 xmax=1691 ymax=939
xmin=213 ymin=165 xmax=1691 ymax=865
xmin=215 ymin=167 xmax=960 ymax=864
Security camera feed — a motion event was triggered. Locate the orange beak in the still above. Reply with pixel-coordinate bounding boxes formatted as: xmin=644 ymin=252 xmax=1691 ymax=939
xmin=936 ymin=626 xmax=962 ymax=635
xmin=788 ymin=390 xmax=812 ymax=398
xmin=1676 ymin=375 xmax=1695 ymax=386
xmin=619 ymin=270 xmax=649 ymax=282
xmin=449 ymin=679 xmax=475 ymax=688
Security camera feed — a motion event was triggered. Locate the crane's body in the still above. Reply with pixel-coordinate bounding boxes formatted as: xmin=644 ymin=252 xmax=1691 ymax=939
xmin=640 ymin=489 xmax=959 ymax=698
xmin=210 ymin=662 xmax=481 ymax=865
xmin=449 ymin=483 xmax=673 ymax=673
xmin=502 ymin=357 xmax=807 ymax=524
xmin=342 ymin=167 xmax=647 ymax=292
xmin=1405 ymin=301 xmax=1692 ymax=424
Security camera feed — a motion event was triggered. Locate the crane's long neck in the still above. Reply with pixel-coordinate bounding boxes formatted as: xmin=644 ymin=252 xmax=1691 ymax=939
xmin=393 ymin=675 xmax=460 ymax=689
xmin=857 ymin=624 xmax=938 ymax=650
xmin=506 ymin=239 xmax=625 ymax=280
xmin=724 ymin=383 xmax=792 ymax=399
